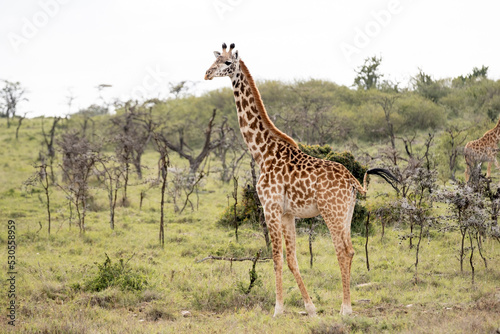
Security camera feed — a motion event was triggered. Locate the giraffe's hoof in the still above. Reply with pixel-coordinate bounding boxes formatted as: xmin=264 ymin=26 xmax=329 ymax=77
xmin=273 ymin=305 xmax=284 ymax=317
xmin=305 ymin=303 xmax=317 ymax=317
xmin=340 ymin=304 xmax=352 ymax=316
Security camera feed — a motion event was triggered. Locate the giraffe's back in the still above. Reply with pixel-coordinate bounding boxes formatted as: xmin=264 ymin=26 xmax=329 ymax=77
xmin=264 ymin=144 xmax=359 ymax=219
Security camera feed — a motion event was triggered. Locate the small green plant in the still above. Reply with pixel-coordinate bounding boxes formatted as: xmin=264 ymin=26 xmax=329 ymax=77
xmin=83 ymin=253 xmax=147 ymax=292
xmin=237 ymin=250 xmax=263 ymax=295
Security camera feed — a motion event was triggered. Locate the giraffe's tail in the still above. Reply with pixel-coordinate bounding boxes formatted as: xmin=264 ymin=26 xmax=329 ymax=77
xmin=359 ymin=168 xmax=400 ymax=194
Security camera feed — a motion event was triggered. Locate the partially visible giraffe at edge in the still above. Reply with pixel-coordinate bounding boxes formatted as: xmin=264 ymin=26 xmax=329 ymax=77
xmin=464 ymin=117 xmax=500 ymax=182
xmin=204 ymin=43 xmax=398 ymax=316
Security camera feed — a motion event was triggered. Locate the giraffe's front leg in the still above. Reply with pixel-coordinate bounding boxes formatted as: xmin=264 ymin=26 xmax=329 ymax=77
xmin=282 ymin=213 xmax=316 ymax=316
xmin=267 ymin=216 xmax=284 ymax=317
xmin=257 ymin=177 xmax=287 ymax=317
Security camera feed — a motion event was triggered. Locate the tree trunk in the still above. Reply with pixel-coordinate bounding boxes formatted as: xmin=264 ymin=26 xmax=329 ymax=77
xmin=460 ymin=227 xmax=467 ymax=273
xmin=365 ymin=212 xmax=370 ymax=271
xmin=159 ymin=165 xmax=167 ymax=247
xmin=309 ymin=219 xmax=314 ymax=268
xmin=414 ymin=222 xmax=424 ymax=283
xmin=468 ymin=230 xmax=475 ymax=284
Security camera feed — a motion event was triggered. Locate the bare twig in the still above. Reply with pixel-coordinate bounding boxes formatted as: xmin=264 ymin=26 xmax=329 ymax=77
xmin=196 ymin=254 xmax=272 ymax=263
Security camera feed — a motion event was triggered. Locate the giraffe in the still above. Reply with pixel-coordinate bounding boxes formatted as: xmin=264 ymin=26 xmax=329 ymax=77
xmin=464 ymin=118 xmax=500 ymax=182
xmin=204 ymin=43 xmax=398 ymax=316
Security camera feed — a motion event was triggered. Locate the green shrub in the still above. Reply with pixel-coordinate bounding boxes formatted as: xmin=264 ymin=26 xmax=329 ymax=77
xmin=299 ymin=144 xmax=368 ymax=183
xmin=216 ymin=186 xmax=260 ymax=229
xmin=83 ymin=254 xmax=148 ymax=292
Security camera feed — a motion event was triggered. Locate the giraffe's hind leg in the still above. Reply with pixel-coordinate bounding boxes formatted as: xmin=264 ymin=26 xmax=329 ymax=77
xmin=318 ymin=189 xmax=357 ymax=316
xmin=281 ymin=213 xmax=316 ymax=316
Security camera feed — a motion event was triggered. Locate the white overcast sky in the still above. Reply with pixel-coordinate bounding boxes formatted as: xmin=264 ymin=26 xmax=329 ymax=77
xmin=1 ymin=0 xmax=499 ymax=117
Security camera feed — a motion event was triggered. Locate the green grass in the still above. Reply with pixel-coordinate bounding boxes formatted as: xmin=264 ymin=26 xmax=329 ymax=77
xmin=0 ymin=119 xmax=499 ymax=333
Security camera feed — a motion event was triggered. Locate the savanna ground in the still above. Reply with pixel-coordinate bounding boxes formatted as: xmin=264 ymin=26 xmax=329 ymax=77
xmin=0 ymin=119 xmax=499 ymax=334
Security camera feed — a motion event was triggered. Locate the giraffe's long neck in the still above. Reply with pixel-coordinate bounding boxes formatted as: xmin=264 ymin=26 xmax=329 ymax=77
xmin=493 ymin=119 xmax=500 ymax=142
xmin=483 ymin=118 xmax=500 ymax=144
xmin=230 ymin=59 xmax=297 ymax=169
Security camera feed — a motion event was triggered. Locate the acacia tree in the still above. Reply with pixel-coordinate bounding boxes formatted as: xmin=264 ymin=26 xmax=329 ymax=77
xmin=159 ymin=108 xmax=225 ymax=174
xmin=0 ymin=80 xmax=27 ymax=128
xmin=380 ymin=134 xmax=435 ymax=248
xmin=412 ymin=68 xmax=449 ymax=103
xmin=438 ymin=124 xmax=468 ymax=182
xmin=57 ymin=131 xmax=100 ymax=233
xmin=375 ymin=94 xmax=400 ymax=150
xmin=97 ymin=156 xmax=126 ymax=230
xmin=354 ymin=56 xmax=383 ymax=90
xmin=435 ymin=180 xmax=499 ymax=283
xmin=111 ymin=101 xmax=156 ymax=204
xmin=398 ymin=165 xmax=437 ymax=282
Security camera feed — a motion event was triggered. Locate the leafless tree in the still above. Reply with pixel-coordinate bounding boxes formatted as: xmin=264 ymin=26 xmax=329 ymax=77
xmin=276 ymin=85 xmax=340 ymax=145
xmin=153 ymin=133 xmax=171 ymax=247
xmin=159 ymin=108 xmax=225 ymax=174
xmin=375 ymin=94 xmax=400 ymax=150
xmin=15 ymin=112 xmax=27 ymax=140
xmin=25 ymin=161 xmax=52 ymax=234
xmin=41 ymin=116 xmax=62 ymax=183
xmin=436 ymin=179 xmax=498 ymax=283
xmin=0 ymin=80 xmax=27 ymax=128
xmin=166 ymin=167 xmax=205 ymax=214
xmin=111 ymin=101 xmax=157 ymax=204
xmin=443 ymin=125 xmax=468 ymax=181
xmin=139 ymin=178 xmax=159 ymax=211
xmin=57 ymin=131 xmax=100 ymax=233
xmin=97 ymin=156 xmax=126 ymax=230
xmin=214 ymin=116 xmax=247 ymax=182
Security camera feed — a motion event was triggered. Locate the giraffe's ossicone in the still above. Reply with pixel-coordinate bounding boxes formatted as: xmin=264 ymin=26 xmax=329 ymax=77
xmin=205 ymin=43 xmax=399 ymax=316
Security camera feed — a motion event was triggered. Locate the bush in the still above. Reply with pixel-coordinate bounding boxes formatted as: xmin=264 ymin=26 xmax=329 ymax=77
xmin=397 ymin=95 xmax=446 ymax=131
xmin=299 ymin=144 xmax=368 ymax=183
xmin=216 ymin=186 xmax=260 ymax=229
xmin=83 ymin=254 xmax=148 ymax=292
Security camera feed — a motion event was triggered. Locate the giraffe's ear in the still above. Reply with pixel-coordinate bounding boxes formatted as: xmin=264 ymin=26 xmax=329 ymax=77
xmin=233 ymin=50 xmax=239 ymax=60
xmin=213 ymin=51 xmax=221 ymax=58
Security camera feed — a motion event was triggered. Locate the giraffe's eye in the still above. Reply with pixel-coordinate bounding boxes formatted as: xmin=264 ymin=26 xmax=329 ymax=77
xmin=225 ymin=61 xmax=232 ymax=66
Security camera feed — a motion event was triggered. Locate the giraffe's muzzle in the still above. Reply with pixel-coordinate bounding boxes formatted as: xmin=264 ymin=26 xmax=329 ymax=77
xmin=204 ymin=70 xmax=214 ymax=80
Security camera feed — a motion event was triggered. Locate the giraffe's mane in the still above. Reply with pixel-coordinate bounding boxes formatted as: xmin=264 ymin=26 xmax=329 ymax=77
xmin=239 ymin=59 xmax=298 ymax=148
xmin=481 ymin=118 xmax=500 ymax=138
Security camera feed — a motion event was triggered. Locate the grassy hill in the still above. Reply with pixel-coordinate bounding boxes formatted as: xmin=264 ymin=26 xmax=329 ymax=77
xmin=0 ymin=118 xmax=499 ymax=334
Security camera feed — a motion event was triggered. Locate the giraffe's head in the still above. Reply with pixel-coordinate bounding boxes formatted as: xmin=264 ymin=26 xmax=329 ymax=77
xmin=204 ymin=43 xmax=239 ymax=80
